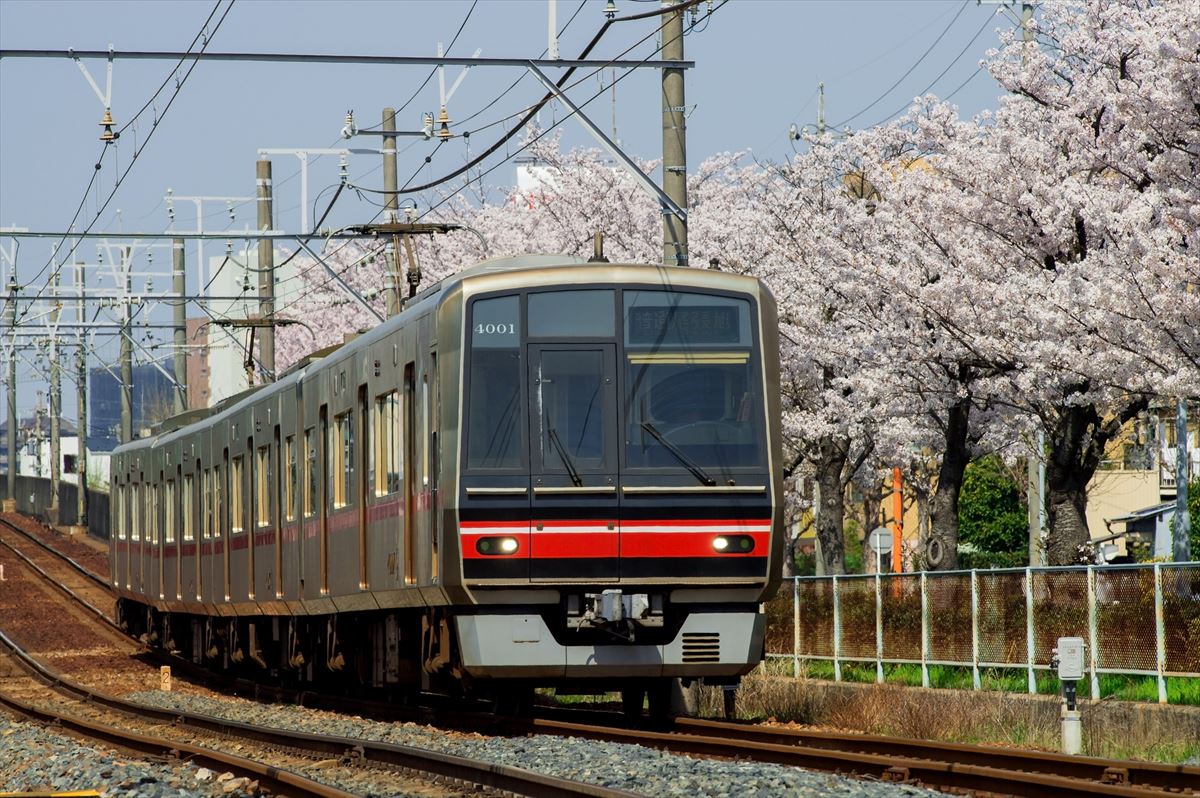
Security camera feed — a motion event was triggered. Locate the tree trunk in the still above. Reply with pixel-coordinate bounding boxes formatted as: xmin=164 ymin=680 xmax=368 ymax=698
xmin=1042 ymin=396 xmax=1149 ymax=565
xmin=927 ymin=396 xmax=971 ymax=570
xmin=1045 ymin=483 xmax=1091 ymax=565
xmin=812 ymin=434 xmax=848 ymax=575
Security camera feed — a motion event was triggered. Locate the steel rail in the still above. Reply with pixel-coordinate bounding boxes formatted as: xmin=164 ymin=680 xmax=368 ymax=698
xmin=0 ymin=524 xmax=120 ymax=631
xmin=0 ymin=681 xmax=357 ymax=798
xmin=0 ymin=627 xmax=636 ymax=798
xmin=673 ymin=717 xmax=1200 ymax=793
xmin=516 ymin=715 xmax=1197 ymax=798
xmin=0 ymin=516 xmax=110 ymax=590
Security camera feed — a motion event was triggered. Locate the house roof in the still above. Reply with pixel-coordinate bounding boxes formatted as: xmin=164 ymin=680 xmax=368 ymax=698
xmin=1108 ymin=502 xmax=1176 ymax=524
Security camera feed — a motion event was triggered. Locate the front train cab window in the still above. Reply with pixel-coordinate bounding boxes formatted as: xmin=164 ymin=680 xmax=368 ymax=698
xmin=466 ymin=295 xmax=524 ymax=470
xmin=623 ymin=291 xmax=765 ymax=473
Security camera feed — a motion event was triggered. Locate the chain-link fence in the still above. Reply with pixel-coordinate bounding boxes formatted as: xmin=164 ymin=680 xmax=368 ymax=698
xmin=767 ymin=563 xmax=1200 ymax=703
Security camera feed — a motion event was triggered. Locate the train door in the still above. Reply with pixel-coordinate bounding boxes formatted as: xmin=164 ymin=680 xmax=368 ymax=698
xmin=222 ymin=451 xmax=231 ymax=601
xmin=319 ymin=406 xmax=329 ymax=594
xmin=428 ymin=353 xmax=439 ymax=583
xmin=274 ymin=425 xmax=283 ymax=599
xmin=403 ymin=364 xmax=416 ymax=584
xmin=358 ymin=386 xmax=369 ymax=590
xmin=526 ymin=344 xmax=619 ymax=582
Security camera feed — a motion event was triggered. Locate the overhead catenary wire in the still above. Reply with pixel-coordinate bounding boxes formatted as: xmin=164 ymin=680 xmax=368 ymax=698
xmin=412 ymin=2 xmax=726 ymax=229
xmin=831 ymin=0 xmax=969 ymax=129
xmin=16 ymin=0 xmax=235 ymax=323
xmin=397 ymin=0 xmax=711 ymax=196
xmin=868 ymin=9 xmax=998 ymax=128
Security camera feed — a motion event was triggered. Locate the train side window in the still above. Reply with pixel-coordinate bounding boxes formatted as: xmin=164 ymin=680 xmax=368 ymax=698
xmin=153 ymin=483 xmax=161 ymax=544
xmin=303 ymin=428 xmax=316 ymax=518
xmin=165 ymin=480 xmax=176 ymax=544
xmin=421 ymin=375 xmax=429 ymax=488
xmin=333 ymin=411 xmax=353 ymax=509
xmin=284 ymin=435 xmax=297 ymax=522
xmin=231 ymin=457 xmax=244 ymax=533
xmin=214 ymin=464 xmax=223 ymax=536
xmin=148 ymin=484 xmax=158 ymax=544
xmin=255 ymin=446 xmax=271 ymax=528
xmin=374 ymin=392 xmax=400 ymax=496
xmin=116 ymin=484 xmax=126 ymax=540
xmin=182 ymin=475 xmax=194 ymax=542
xmin=132 ymin=485 xmax=141 ymax=542
xmin=203 ymin=469 xmax=213 ymax=539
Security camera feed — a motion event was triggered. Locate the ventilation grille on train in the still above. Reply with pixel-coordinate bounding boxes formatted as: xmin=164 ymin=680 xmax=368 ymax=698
xmin=681 ymin=632 xmax=721 ymax=663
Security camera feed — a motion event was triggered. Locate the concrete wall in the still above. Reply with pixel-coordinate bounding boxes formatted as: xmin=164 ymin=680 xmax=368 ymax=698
xmin=10 ymin=474 xmax=110 ymax=540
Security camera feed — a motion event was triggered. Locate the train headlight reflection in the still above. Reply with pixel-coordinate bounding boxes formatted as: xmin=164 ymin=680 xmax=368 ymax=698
xmin=477 ymin=536 xmax=520 ymax=555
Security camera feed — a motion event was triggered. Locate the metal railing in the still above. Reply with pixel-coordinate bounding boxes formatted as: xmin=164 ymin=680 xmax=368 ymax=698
xmin=764 ymin=563 xmax=1200 ymax=703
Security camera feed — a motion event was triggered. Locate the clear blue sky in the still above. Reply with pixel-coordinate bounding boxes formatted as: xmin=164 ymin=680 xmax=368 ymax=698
xmin=1 ymin=0 xmax=1016 ymax=418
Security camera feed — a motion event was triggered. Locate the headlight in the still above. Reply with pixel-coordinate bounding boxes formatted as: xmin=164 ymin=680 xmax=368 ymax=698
xmin=477 ymin=536 xmax=519 ymax=555
xmin=713 ymin=535 xmax=754 ymax=553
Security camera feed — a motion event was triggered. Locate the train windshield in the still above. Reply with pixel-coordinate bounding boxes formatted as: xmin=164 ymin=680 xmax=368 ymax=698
xmin=623 ymin=291 xmax=765 ymax=471
xmin=463 ymin=288 xmax=766 ymax=474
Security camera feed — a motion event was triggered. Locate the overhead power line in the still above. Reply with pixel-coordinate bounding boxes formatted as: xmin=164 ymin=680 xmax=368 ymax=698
xmin=16 ymin=0 xmax=236 ymax=322
xmin=0 ymin=48 xmax=690 ymax=69
xmin=832 ymin=0 xmax=969 ymax=129
xmin=869 ymin=8 xmax=998 ymax=128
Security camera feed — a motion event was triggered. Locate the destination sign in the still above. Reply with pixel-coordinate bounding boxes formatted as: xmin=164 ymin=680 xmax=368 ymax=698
xmin=627 ymin=305 xmax=741 ymax=345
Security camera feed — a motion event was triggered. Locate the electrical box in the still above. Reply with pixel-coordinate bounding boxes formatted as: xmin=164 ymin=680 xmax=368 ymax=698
xmin=1055 ymin=636 xmax=1085 ymax=681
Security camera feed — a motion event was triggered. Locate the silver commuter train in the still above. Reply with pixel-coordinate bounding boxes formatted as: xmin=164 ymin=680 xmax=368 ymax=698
xmin=110 ymin=254 xmax=784 ymax=702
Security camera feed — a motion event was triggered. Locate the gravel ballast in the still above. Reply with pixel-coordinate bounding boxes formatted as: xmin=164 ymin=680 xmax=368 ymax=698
xmin=128 ymin=690 xmax=949 ymax=798
xmin=0 ymin=714 xmax=258 ymax=797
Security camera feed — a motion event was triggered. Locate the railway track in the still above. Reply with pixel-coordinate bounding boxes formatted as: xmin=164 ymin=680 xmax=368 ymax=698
xmin=5 ymin=512 xmax=1198 ymax=798
xmin=517 ymin=710 xmax=1200 ymax=798
xmin=0 ymin=627 xmax=638 ymax=798
xmin=0 ymin=515 xmax=116 ymax=624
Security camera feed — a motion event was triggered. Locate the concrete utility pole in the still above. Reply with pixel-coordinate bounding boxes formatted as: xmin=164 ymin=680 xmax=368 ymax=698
xmin=172 ymin=239 xmax=187 ymax=413
xmin=74 ymin=260 xmax=88 ymax=532
xmin=1176 ymin=399 xmax=1192 ymax=561
xmin=660 ymin=1 xmax=688 ymax=269
xmin=120 ymin=249 xmax=133 ymax=444
xmin=1028 ymin=430 xmax=1045 ymax=566
xmin=4 ymin=275 xmax=16 ymax=512
xmin=256 ymin=159 xmax=276 ymax=381
xmin=382 ymin=107 xmax=403 ymax=318
xmin=49 ymin=270 xmax=61 ymax=525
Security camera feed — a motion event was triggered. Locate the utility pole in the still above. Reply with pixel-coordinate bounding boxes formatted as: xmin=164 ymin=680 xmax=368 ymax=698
xmin=74 ymin=260 xmax=88 ymax=532
xmin=120 ymin=248 xmax=133 ymax=444
xmin=256 ymin=159 xmax=275 ymax=381
xmin=4 ymin=275 xmax=16 ymax=512
xmin=173 ymin=238 xmax=187 ymax=413
xmin=660 ymin=0 xmax=688 ymax=269
xmin=382 ymin=107 xmax=403 ymax=318
xmin=1175 ymin=399 xmax=1192 ymax=561
xmin=49 ymin=269 xmax=62 ymax=525
xmin=817 ymin=82 xmax=826 ymax=136
xmin=1027 ymin=430 xmax=1045 ymax=565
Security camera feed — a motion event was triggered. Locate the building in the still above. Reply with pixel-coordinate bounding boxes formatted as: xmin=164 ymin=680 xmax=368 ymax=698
xmin=88 ymin=363 xmax=176 ymax=451
xmin=202 ymin=246 xmax=298 ymax=407
xmin=185 ymin=316 xmax=212 ymax=409
xmin=1089 ymin=402 xmax=1199 ymax=559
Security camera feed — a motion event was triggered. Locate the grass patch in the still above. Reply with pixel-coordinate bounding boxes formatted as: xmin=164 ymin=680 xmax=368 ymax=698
xmin=699 ymin=674 xmax=1200 ymax=765
xmin=791 ymin=659 xmax=1200 ymax=707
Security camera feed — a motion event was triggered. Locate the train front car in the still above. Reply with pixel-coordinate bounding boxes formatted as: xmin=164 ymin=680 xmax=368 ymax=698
xmin=447 ymin=263 xmax=784 ymax=697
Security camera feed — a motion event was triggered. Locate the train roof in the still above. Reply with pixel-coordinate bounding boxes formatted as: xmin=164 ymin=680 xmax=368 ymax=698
xmin=113 ymin=254 xmax=769 ymax=461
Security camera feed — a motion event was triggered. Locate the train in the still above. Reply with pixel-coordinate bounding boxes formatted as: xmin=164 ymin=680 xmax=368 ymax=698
xmin=109 ymin=254 xmax=784 ymax=713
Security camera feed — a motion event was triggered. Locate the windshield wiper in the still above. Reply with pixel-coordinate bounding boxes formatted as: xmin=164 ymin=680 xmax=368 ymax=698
xmin=640 ymin=422 xmax=716 ymax=487
xmin=547 ymin=426 xmax=583 ymax=487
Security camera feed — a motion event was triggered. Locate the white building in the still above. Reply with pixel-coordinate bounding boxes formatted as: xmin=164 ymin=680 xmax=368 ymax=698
xmin=204 ymin=246 xmax=301 ymax=407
